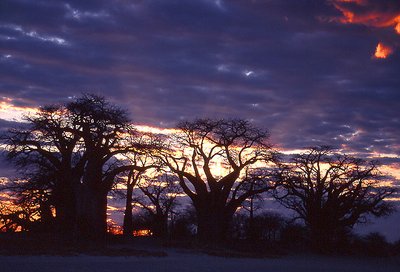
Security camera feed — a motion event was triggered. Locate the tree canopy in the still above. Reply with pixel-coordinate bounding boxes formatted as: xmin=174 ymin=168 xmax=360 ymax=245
xmin=274 ymin=146 xmax=395 ymax=250
xmin=3 ymin=94 xmax=149 ymax=241
xmin=155 ymin=118 xmax=277 ymax=242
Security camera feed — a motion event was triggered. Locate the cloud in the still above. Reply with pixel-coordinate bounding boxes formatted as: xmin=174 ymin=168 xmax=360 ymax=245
xmin=374 ymin=42 xmax=393 ymax=58
xmin=329 ymin=0 xmax=400 ymax=33
xmin=0 ymin=0 xmax=398 ymax=161
xmin=327 ymin=0 xmax=400 ymax=55
xmin=0 ymin=0 xmax=398 ymax=241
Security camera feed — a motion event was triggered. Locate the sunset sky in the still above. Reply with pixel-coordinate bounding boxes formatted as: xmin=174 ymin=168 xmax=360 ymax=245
xmin=1 ymin=0 xmax=399 ymax=239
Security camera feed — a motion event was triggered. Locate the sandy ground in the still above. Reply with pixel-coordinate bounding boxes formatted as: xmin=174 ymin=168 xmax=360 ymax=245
xmin=0 ymin=249 xmax=399 ymax=272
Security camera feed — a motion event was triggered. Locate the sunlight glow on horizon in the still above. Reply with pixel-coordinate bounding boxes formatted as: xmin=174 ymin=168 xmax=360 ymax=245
xmin=0 ymin=97 xmax=38 ymax=122
xmin=135 ymin=125 xmax=178 ymax=135
xmin=0 ymin=101 xmax=399 ymax=182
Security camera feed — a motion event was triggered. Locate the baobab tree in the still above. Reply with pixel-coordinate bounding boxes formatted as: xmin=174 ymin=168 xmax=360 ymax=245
xmin=157 ymin=118 xmax=277 ymax=243
xmin=4 ymin=104 xmax=83 ymax=237
xmin=4 ymin=94 xmax=148 ymax=241
xmin=274 ymin=146 xmax=395 ymax=251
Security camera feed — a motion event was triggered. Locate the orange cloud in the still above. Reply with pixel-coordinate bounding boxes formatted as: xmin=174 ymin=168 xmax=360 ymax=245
xmin=330 ymin=0 xmax=400 ymax=34
xmin=0 ymin=97 xmax=38 ymax=121
xmin=396 ymin=20 xmax=400 ymax=34
xmin=374 ymin=42 xmax=393 ymax=58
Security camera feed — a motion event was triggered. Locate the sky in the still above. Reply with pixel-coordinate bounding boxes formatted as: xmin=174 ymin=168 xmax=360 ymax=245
xmin=0 ymin=0 xmax=400 ymax=239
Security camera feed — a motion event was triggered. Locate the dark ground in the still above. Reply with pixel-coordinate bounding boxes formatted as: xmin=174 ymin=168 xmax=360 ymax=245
xmin=0 ymin=234 xmax=399 ymax=272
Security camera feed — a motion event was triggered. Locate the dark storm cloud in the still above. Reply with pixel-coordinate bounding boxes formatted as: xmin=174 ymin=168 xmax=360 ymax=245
xmin=0 ymin=0 xmax=399 ymax=159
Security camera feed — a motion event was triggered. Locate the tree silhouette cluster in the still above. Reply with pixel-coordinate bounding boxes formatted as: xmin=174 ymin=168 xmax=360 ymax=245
xmin=0 ymin=95 xmax=395 ymax=252
xmin=1 ymin=94 xmax=154 ymax=241
xmin=274 ymin=147 xmax=394 ymax=251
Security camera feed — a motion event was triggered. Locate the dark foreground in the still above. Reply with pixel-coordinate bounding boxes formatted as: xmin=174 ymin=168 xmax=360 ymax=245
xmin=1 ymin=235 xmax=399 ymax=272
xmin=0 ymin=250 xmax=399 ymax=272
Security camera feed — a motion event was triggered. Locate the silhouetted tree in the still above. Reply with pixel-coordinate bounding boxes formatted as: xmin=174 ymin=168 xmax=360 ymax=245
xmin=3 ymin=104 xmax=83 ymax=236
xmin=274 ymin=146 xmax=395 ymax=251
xmin=3 ymin=94 xmax=147 ymax=241
xmin=116 ymin=147 xmax=155 ymax=237
xmin=3 ymin=188 xmax=54 ymax=233
xmin=66 ymin=94 xmax=138 ymax=241
xmin=134 ymin=173 xmax=182 ymax=238
xmin=0 ymin=176 xmax=55 ymax=233
xmin=240 ymin=186 xmax=265 ymax=240
xmin=108 ymin=132 xmax=161 ymax=237
xmin=120 ymin=167 xmax=144 ymax=237
xmin=157 ymin=118 xmax=277 ymax=243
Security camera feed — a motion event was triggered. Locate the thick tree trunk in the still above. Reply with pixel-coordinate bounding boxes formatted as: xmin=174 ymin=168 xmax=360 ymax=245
xmin=192 ymin=196 xmax=240 ymax=244
xmin=309 ymin=215 xmax=337 ymax=252
xmin=53 ymin=181 xmax=76 ymax=239
xmin=196 ymin=205 xmax=233 ymax=244
xmin=123 ymin=185 xmax=133 ymax=237
xmin=75 ymin=184 xmax=108 ymax=242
